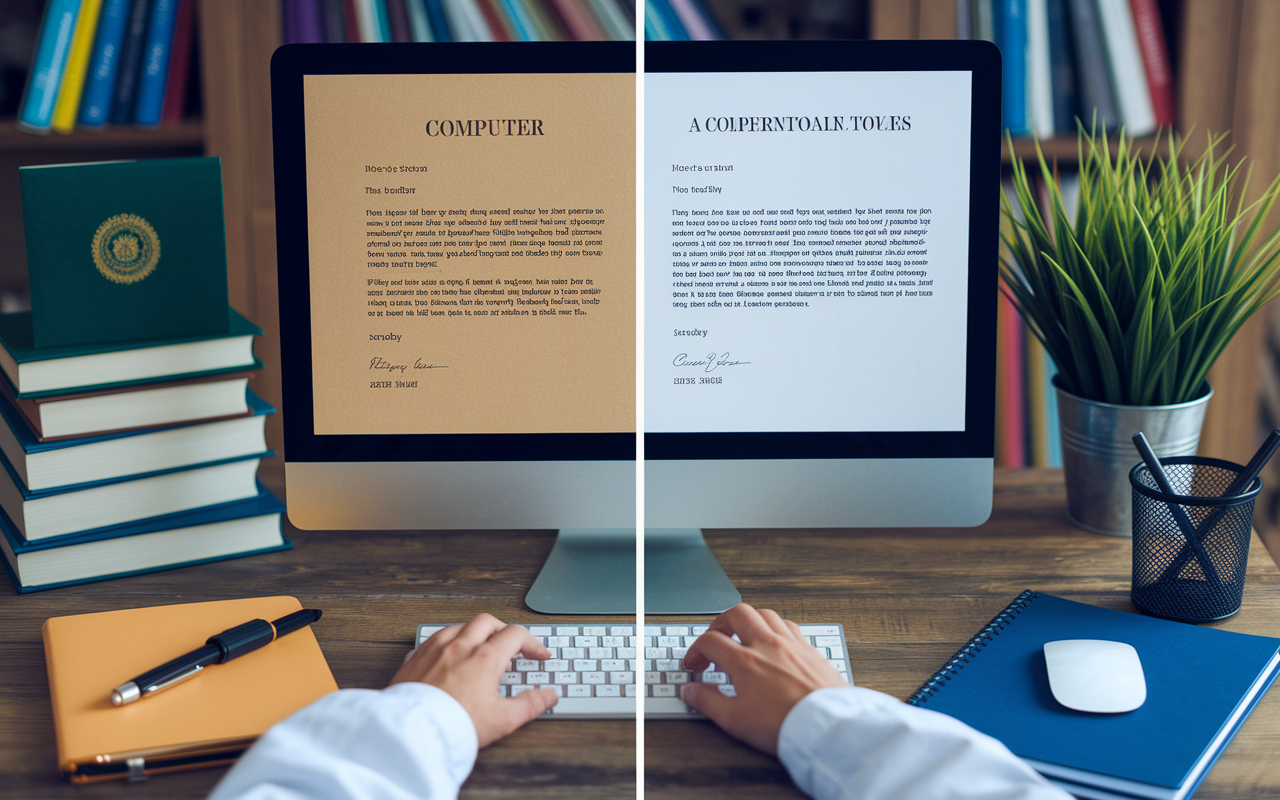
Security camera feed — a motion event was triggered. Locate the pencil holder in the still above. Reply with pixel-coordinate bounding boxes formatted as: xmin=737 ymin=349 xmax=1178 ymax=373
xmin=1129 ymin=457 xmax=1261 ymax=622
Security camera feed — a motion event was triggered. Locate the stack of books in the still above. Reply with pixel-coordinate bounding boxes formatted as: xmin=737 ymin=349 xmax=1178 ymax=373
xmin=0 ymin=311 xmax=290 ymax=593
xmin=281 ymin=0 xmax=636 ymax=43
xmin=18 ymin=0 xmax=198 ymax=134
xmin=959 ymin=0 xmax=1175 ymax=138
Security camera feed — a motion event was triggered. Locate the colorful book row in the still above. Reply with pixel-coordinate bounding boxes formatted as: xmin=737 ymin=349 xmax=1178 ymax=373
xmin=18 ymin=0 xmax=197 ymax=134
xmin=283 ymin=0 xmax=636 ymax=44
xmin=958 ymin=0 xmax=1174 ymax=138
xmin=996 ymin=172 xmax=1080 ymax=469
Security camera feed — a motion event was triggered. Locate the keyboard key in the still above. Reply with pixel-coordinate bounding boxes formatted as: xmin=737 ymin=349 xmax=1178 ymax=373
xmin=556 ymin=626 xmax=578 ymax=636
xmin=583 ymin=626 xmax=606 ymax=636
xmin=665 ymin=626 xmax=690 ymax=636
xmin=551 ymin=697 xmax=634 ymax=715
xmin=611 ymin=626 xmax=634 ymax=636
xmin=528 ymin=626 xmax=553 ymax=636
xmin=645 ymin=697 xmax=691 ymax=715
xmin=624 ymin=684 xmax=637 ymax=697
xmin=575 ymin=636 xmax=599 ymax=647
xmin=652 ymin=684 xmax=676 ymax=697
xmin=656 ymin=659 xmax=681 ymax=672
xmin=500 ymin=672 xmax=522 ymax=685
xmin=582 ymin=672 xmax=606 ymax=684
xmin=515 ymin=659 xmax=539 ymax=672
xmin=611 ymin=671 xmax=635 ymax=684
xmin=555 ymin=672 xmax=578 ymax=684
xmin=701 ymin=671 xmax=727 ymax=684
xmin=644 ymin=626 xmax=662 ymax=636
xmin=527 ymin=672 xmax=550 ymax=685
xmin=547 ymin=636 xmax=570 ymax=648
xmin=589 ymin=647 xmax=614 ymax=659
xmin=561 ymin=647 xmax=586 ymax=659
xmin=718 ymin=684 xmax=737 ymax=697
xmin=645 ymin=672 xmax=661 ymax=684
xmin=567 ymin=684 xmax=592 ymax=697
xmin=602 ymin=659 xmax=626 ymax=672
xmin=645 ymin=647 xmax=667 ymax=659
xmin=497 ymin=686 xmax=507 ymax=697
xmin=543 ymin=659 xmax=569 ymax=672
xmin=664 ymin=671 xmax=689 ymax=684
xmin=510 ymin=685 xmax=537 ymax=696
xmin=595 ymin=684 xmax=621 ymax=697
xmin=657 ymin=636 xmax=681 ymax=647
xmin=573 ymin=659 xmax=598 ymax=671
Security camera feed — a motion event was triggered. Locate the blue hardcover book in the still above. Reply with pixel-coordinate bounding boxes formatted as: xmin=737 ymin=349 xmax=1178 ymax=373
xmin=1000 ymin=0 xmax=1029 ymax=135
xmin=0 ymin=387 xmax=273 ymax=493
xmin=1045 ymin=0 xmax=1077 ymax=135
xmin=421 ymin=0 xmax=452 ymax=40
xmin=110 ymin=0 xmax=151 ymax=123
xmin=77 ymin=0 xmax=133 ymax=127
xmin=0 ymin=482 xmax=289 ymax=593
xmin=404 ymin=0 xmax=435 ymax=40
xmin=646 ymin=0 xmax=689 ymax=40
xmin=132 ymin=0 xmax=176 ymax=126
xmin=0 ymin=445 xmax=271 ymax=543
xmin=16 ymin=0 xmax=83 ymax=133
xmin=372 ymin=0 xmax=393 ymax=41
xmin=908 ymin=592 xmax=1280 ymax=800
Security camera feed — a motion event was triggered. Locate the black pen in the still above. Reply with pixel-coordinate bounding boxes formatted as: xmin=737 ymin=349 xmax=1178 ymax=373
xmin=111 ymin=609 xmax=322 ymax=706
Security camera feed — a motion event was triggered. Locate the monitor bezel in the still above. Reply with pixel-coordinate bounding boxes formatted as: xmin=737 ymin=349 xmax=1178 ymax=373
xmin=643 ymin=39 xmax=1001 ymax=461
xmin=271 ymin=42 xmax=636 ymax=463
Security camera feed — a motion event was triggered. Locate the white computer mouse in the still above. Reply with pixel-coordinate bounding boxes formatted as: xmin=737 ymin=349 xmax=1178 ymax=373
xmin=1043 ymin=639 xmax=1146 ymax=713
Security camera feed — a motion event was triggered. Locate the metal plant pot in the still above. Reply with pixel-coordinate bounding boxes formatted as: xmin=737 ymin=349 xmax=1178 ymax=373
xmin=1055 ymin=379 xmax=1213 ymax=537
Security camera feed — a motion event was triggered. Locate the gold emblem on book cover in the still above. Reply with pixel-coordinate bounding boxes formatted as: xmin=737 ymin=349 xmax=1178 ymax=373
xmin=92 ymin=213 xmax=160 ymax=284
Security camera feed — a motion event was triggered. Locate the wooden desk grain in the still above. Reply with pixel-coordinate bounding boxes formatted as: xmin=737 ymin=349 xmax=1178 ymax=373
xmin=0 ymin=470 xmax=635 ymax=799
xmin=646 ymin=468 xmax=1280 ymax=800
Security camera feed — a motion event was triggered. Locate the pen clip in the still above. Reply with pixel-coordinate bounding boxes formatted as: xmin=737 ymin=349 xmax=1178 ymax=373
xmin=142 ymin=664 xmax=204 ymax=697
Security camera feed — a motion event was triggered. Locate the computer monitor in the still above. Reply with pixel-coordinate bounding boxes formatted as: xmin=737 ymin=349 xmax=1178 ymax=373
xmin=643 ymin=41 xmax=1001 ymax=613
xmin=271 ymin=43 xmax=636 ymax=614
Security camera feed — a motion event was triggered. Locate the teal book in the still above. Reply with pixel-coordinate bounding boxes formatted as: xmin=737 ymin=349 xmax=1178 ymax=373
xmin=20 ymin=157 xmax=230 ymax=349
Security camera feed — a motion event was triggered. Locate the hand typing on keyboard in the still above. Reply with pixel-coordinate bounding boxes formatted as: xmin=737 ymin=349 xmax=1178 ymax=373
xmin=681 ymin=603 xmax=848 ymax=755
xmin=391 ymin=613 xmax=558 ymax=747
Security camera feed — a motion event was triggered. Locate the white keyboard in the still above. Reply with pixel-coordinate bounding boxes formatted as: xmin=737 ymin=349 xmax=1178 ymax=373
xmin=643 ymin=622 xmax=853 ymax=718
xmin=415 ymin=622 xmax=638 ymax=718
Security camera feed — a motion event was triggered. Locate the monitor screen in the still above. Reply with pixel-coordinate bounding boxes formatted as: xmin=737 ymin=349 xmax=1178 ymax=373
xmin=644 ymin=41 xmax=1000 ymax=540
xmin=271 ymin=44 xmax=636 ymax=540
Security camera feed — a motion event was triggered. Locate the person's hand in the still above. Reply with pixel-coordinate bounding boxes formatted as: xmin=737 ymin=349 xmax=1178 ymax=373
xmin=390 ymin=613 xmax=558 ymax=747
xmin=681 ymin=603 xmax=847 ymax=755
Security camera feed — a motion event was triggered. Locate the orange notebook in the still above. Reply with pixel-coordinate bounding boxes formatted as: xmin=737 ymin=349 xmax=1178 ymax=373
xmin=42 ymin=596 xmax=339 ymax=783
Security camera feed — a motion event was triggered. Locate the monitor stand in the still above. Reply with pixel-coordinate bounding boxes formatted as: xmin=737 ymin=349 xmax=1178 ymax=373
xmin=644 ymin=529 xmax=741 ymax=614
xmin=526 ymin=529 xmax=636 ymax=614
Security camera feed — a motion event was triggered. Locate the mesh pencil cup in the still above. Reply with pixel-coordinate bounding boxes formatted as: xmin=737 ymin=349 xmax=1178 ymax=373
xmin=1129 ymin=457 xmax=1261 ymax=622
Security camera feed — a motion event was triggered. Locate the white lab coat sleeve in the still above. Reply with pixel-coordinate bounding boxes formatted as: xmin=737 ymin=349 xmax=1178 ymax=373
xmin=208 ymin=682 xmax=478 ymax=800
xmin=777 ymin=686 xmax=1073 ymax=800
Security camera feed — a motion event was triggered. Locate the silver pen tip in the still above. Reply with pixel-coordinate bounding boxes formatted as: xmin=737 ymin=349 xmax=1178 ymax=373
xmin=111 ymin=682 xmax=140 ymax=706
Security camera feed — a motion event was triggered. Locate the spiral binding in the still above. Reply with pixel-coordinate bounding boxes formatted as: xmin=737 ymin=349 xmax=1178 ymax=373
xmin=906 ymin=590 xmax=1040 ymax=706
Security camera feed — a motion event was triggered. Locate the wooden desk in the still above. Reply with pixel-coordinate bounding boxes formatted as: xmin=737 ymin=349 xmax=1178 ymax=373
xmin=646 ymin=468 xmax=1280 ymax=800
xmin=0 ymin=471 xmax=635 ymax=799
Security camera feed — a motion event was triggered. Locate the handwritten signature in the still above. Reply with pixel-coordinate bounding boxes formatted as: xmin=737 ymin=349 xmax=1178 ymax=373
xmin=371 ymin=357 xmax=449 ymax=373
xmin=673 ymin=352 xmax=751 ymax=373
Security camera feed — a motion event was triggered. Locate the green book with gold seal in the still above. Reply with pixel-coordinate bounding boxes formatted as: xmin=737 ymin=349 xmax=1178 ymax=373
xmin=20 ymin=157 xmax=230 ymax=348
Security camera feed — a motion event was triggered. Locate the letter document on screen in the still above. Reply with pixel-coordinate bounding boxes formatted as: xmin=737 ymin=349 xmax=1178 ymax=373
xmin=645 ymin=71 xmax=972 ymax=433
xmin=304 ymin=73 xmax=635 ymax=435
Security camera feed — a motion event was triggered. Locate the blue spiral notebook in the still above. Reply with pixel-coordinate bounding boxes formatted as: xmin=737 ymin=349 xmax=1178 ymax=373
xmin=907 ymin=591 xmax=1280 ymax=800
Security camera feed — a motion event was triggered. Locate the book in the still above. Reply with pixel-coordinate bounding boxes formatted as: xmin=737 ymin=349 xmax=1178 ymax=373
xmin=0 ymin=371 xmax=254 ymax=441
xmin=109 ymin=0 xmax=151 ymax=124
xmin=587 ymin=0 xmax=633 ymax=38
xmin=2 ymin=485 xmax=287 ymax=593
xmin=158 ymin=0 xmax=195 ymax=124
xmin=1026 ymin=0 xmax=1053 ymax=136
xmin=404 ymin=0 xmax=436 ymax=40
xmin=50 ymin=0 xmax=104 ymax=133
xmin=0 ymin=388 xmax=270 ymax=492
xmin=0 ymin=451 xmax=267 ymax=542
xmin=1068 ymin=0 xmax=1118 ymax=131
xmin=440 ymin=0 xmax=492 ymax=41
xmin=646 ymin=0 xmax=688 ymax=40
xmin=907 ymin=591 xmax=1280 ymax=800
xmin=342 ymin=0 xmax=362 ymax=41
xmin=20 ymin=157 xmax=231 ymax=349
xmin=1000 ymin=0 xmax=1030 ymax=136
xmin=387 ymin=0 xmax=415 ymax=40
xmin=132 ymin=0 xmax=177 ymax=126
xmin=1095 ymin=0 xmax=1155 ymax=136
xmin=77 ymin=0 xmax=134 ymax=127
xmin=421 ymin=0 xmax=454 ymax=40
xmin=548 ymin=0 xmax=603 ymax=40
xmin=1129 ymin=0 xmax=1174 ymax=128
xmin=1045 ymin=0 xmax=1077 ymax=135
xmin=42 ymin=596 xmax=337 ymax=781
xmin=320 ymin=0 xmax=349 ymax=41
xmin=16 ymin=0 xmax=83 ymax=133
xmin=0 ymin=307 xmax=260 ymax=397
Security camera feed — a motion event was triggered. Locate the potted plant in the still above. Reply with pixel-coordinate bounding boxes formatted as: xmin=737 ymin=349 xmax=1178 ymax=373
xmin=1001 ymin=128 xmax=1280 ymax=535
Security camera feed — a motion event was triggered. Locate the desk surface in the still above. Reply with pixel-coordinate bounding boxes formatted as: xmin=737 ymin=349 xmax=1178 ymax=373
xmin=0 ymin=470 xmax=635 ymax=799
xmin=646 ymin=468 xmax=1280 ymax=800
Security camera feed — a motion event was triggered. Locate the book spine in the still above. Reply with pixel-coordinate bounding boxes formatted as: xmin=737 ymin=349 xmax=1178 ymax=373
xmin=17 ymin=0 xmax=82 ymax=134
xmin=1068 ymin=0 xmax=1118 ymax=131
xmin=342 ymin=0 xmax=362 ymax=40
xmin=1128 ymin=0 xmax=1173 ymax=128
xmin=646 ymin=0 xmax=686 ymax=39
xmin=1045 ymin=0 xmax=1077 ymax=135
xmin=282 ymin=0 xmax=300 ymax=43
xmin=519 ymin=0 xmax=564 ymax=40
xmin=548 ymin=0 xmax=603 ymax=39
xmin=109 ymin=0 xmax=150 ymax=124
xmin=386 ymin=0 xmax=414 ymax=40
xmin=159 ymin=0 xmax=194 ymax=124
xmin=1026 ymin=0 xmax=1054 ymax=136
xmin=132 ymin=0 xmax=177 ymax=126
xmin=421 ymin=0 xmax=453 ymax=39
xmin=494 ymin=0 xmax=539 ymax=40
xmin=320 ymin=0 xmax=349 ymax=41
xmin=474 ymin=0 xmax=514 ymax=39
xmin=353 ymin=0 xmax=380 ymax=40
xmin=404 ymin=0 xmax=436 ymax=40
xmin=51 ymin=0 xmax=104 ymax=134
xmin=668 ymin=0 xmax=715 ymax=40
xmin=587 ymin=0 xmax=633 ymax=39
xmin=373 ymin=0 xmax=394 ymax=40
xmin=957 ymin=0 xmax=972 ymax=38
xmin=1095 ymin=0 xmax=1155 ymax=135
xmin=1000 ymin=0 xmax=1029 ymax=136
xmin=906 ymin=590 xmax=1040 ymax=706
xmin=77 ymin=0 xmax=132 ymax=128
xmin=297 ymin=0 xmax=326 ymax=42
xmin=974 ymin=0 xmax=996 ymax=42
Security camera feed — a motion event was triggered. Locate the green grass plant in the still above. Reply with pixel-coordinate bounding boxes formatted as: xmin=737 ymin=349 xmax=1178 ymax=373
xmin=1001 ymin=127 xmax=1280 ymax=405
